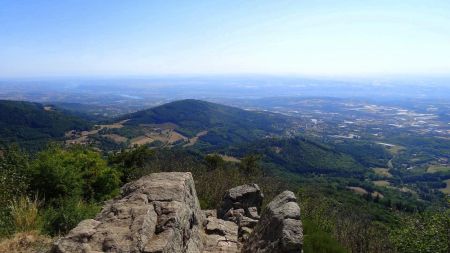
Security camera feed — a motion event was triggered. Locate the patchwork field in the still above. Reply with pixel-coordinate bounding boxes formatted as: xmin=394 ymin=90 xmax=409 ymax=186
xmin=66 ymin=120 xmax=211 ymax=149
xmin=427 ymin=165 xmax=450 ymax=173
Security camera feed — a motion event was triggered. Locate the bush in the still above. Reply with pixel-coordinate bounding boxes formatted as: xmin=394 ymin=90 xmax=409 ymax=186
xmin=390 ymin=210 xmax=450 ymax=253
xmin=29 ymin=145 xmax=121 ymax=203
xmin=0 ymin=145 xmax=30 ymax=236
xmin=41 ymin=198 xmax=100 ymax=236
xmin=303 ymin=220 xmax=348 ymax=253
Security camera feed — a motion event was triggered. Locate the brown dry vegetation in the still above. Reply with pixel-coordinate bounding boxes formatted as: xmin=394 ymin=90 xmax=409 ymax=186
xmin=0 ymin=231 xmax=52 ymax=253
xmin=373 ymin=180 xmax=391 ymax=187
xmin=104 ymin=134 xmax=128 ymax=143
xmin=219 ymin=155 xmax=240 ymax=163
xmin=184 ymin=131 xmax=208 ymax=147
xmin=347 ymin=186 xmax=368 ymax=195
xmin=373 ymin=168 xmax=393 ymax=178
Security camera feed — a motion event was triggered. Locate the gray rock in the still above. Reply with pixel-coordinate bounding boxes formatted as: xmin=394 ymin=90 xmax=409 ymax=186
xmin=53 ymin=172 xmax=204 ymax=253
xmin=218 ymin=184 xmax=263 ymax=222
xmin=203 ymin=209 xmax=217 ymax=219
xmin=203 ymin=216 xmax=239 ymax=253
xmin=242 ymin=191 xmax=303 ymax=253
xmin=247 ymin=207 xmax=260 ymax=220
xmin=52 ymin=174 xmax=303 ymax=253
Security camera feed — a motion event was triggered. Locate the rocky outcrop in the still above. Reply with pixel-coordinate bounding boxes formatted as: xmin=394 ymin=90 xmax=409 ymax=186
xmin=203 ymin=210 xmax=239 ymax=252
xmin=217 ymin=184 xmax=263 ymax=222
xmin=53 ymin=173 xmax=303 ymax=253
xmin=217 ymin=184 xmax=264 ymax=244
xmin=242 ymin=191 xmax=303 ymax=253
xmin=53 ymin=172 xmax=204 ymax=253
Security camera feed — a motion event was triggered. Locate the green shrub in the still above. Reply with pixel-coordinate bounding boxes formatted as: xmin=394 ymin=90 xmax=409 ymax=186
xmin=390 ymin=210 xmax=450 ymax=253
xmin=303 ymin=220 xmax=348 ymax=253
xmin=29 ymin=145 xmax=121 ymax=203
xmin=41 ymin=198 xmax=100 ymax=236
xmin=0 ymin=145 xmax=30 ymax=236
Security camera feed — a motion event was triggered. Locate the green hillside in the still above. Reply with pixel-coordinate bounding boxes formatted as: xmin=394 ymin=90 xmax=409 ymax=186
xmin=229 ymin=137 xmax=364 ymax=175
xmin=121 ymin=99 xmax=291 ymax=147
xmin=0 ymin=100 xmax=91 ymax=148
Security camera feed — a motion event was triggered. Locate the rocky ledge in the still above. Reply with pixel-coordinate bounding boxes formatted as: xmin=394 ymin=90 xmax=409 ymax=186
xmin=53 ymin=172 xmax=303 ymax=253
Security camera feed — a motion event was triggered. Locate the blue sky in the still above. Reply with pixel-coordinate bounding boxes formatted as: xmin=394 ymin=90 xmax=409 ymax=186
xmin=1 ymin=0 xmax=450 ymax=78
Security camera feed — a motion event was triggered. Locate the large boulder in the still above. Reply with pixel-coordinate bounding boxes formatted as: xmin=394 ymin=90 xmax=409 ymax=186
xmin=242 ymin=191 xmax=303 ymax=253
xmin=203 ymin=216 xmax=239 ymax=252
xmin=53 ymin=172 xmax=204 ymax=253
xmin=217 ymin=184 xmax=264 ymax=222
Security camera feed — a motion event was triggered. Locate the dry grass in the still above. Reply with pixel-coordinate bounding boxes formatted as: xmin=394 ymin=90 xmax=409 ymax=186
xmin=371 ymin=191 xmax=384 ymax=199
xmin=104 ymin=134 xmax=128 ymax=143
xmin=373 ymin=180 xmax=391 ymax=187
xmin=427 ymin=165 xmax=450 ymax=173
xmin=219 ymin=155 xmax=240 ymax=163
xmin=372 ymin=168 xmax=393 ymax=178
xmin=184 ymin=131 xmax=207 ymax=147
xmin=346 ymin=186 xmax=368 ymax=195
xmin=9 ymin=196 xmax=40 ymax=232
xmin=0 ymin=231 xmax=52 ymax=253
xmin=167 ymin=131 xmax=187 ymax=143
xmin=130 ymin=136 xmax=154 ymax=146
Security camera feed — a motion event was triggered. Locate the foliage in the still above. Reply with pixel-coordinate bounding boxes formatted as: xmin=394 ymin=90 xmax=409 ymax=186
xmin=108 ymin=146 xmax=285 ymax=209
xmin=230 ymin=137 xmax=364 ymax=175
xmin=334 ymin=140 xmax=392 ymax=168
xmin=239 ymin=154 xmax=262 ymax=178
xmin=109 ymin=145 xmax=154 ymax=182
xmin=121 ymin=99 xmax=290 ymax=148
xmin=29 ymin=145 xmax=121 ymax=203
xmin=298 ymin=186 xmax=395 ymax=253
xmin=390 ymin=210 xmax=450 ymax=253
xmin=303 ymin=220 xmax=348 ymax=253
xmin=0 ymin=145 xmax=30 ymax=205
xmin=0 ymin=100 xmax=91 ymax=150
xmin=41 ymin=198 xmax=100 ymax=236
xmin=0 ymin=145 xmax=30 ymax=236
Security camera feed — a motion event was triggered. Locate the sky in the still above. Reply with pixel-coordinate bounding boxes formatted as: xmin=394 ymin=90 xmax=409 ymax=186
xmin=1 ymin=0 xmax=450 ymax=78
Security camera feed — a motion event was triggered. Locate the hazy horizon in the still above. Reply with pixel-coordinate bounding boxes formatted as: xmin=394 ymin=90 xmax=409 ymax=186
xmin=1 ymin=0 xmax=450 ymax=78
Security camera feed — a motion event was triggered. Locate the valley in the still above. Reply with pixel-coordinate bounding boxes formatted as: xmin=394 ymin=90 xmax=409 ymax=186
xmin=0 ymin=96 xmax=449 ymax=253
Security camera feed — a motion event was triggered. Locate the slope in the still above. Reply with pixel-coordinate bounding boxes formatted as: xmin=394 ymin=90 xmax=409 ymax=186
xmin=120 ymin=99 xmax=291 ymax=148
xmin=0 ymin=100 xmax=91 ymax=149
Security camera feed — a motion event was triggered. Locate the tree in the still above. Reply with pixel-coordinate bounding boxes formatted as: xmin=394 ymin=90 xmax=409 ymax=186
xmin=29 ymin=145 xmax=121 ymax=203
xmin=109 ymin=145 xmax=154 ymax=183
xmin=204 ymin=154 xmax=224 ymax=171
xmin=239 ymin=154 xmax=261 ymax=178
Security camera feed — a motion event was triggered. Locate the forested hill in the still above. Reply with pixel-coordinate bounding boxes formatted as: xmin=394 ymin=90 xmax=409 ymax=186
xmin=0 ymin=100 xmax=91 ymax=148
xmin=121 ymin=99 xmax=291 ymax=147
xmin=229 ymin=137 xmax=365 ymax=175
